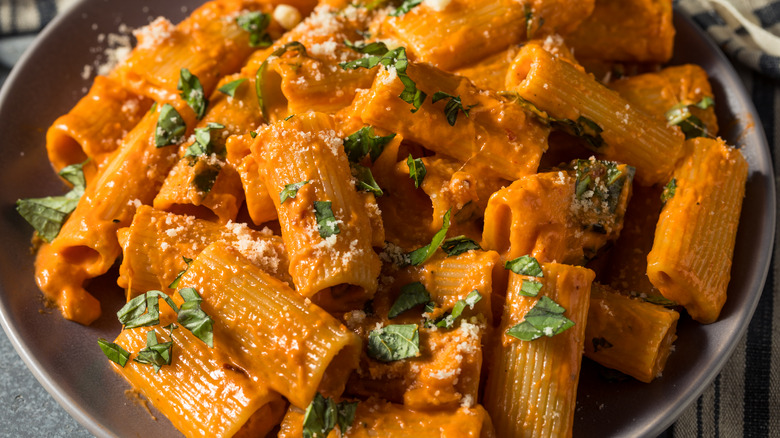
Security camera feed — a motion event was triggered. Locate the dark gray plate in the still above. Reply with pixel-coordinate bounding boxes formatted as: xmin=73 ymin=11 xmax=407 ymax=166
xmin=0 ymin=2 xmax=774 ymax=437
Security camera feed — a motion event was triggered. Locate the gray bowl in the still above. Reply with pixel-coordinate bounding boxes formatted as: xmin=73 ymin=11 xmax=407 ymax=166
xmin=0 ymin=1 xmax=774 ymax=437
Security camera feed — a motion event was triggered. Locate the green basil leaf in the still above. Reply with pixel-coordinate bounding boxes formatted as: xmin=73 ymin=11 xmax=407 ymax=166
xmin=133 ymin=330 xmax=173 ymax=373
xmin=256 ymin=41 xmax=308 ymax=120
xmin=344 ymin=39 xmax=390 ymax=56
xmin=337 ymin=400 xmax=358 ymax=434
xmin=193 ymin=165 xmax=221 ymax=195
xmin=155 ymin=103 xmax=187 ymax=147
xmin=178 ymin=68 xmax=208 ymax=120
xmin=236 ymin=11 xmax=273 ymax=48
xmin=519 ymin=279 xmax=543 ymax=297
xmin=441 ymin=236 xmax=481 ymax=257
xmin=665 ymin=97 xmax=714 ymax=139
xmin=408 ymin=209 xmax=450 ymax=266
xmin=388 ymin=282 xmax=430 ymax=319
xmin=506 ymin=296 xmax=574 ymax=341
xmin=431 ymin=91 xmax=475 ymax=126
xmin=185 ymin=122 xmax=225 ymax=157
xmin=367 ymin=324 xmax=420 ymax=362
xmin=117 ymin=290 xmax=179 ymax=329
xmin=343 ymin=126 xmax=396 ymax=163
xmin=314 ymin=200 xmax=340 ymax=238
xmin=406 ymin=154 xmax=426 ymax=188
xmin=168 ymin=256 xmax=194 ymax=289
xmin=435 ymin=290 xmax=481 ymax=328
xmin=280 ymin=180 xmax=310 ymax=204
xmin=390 ymin=0 xmax=422 ymax=16
xmin=177 ymin=287 xmax=214 ymax=347
xmin=302 ymin=393 xmax=338 ymax=438
xmin=16 ymin=159 xmax=89 ymax=242
xmin=218 ymin=78 xmax=247 ymax=97
xmin=97 ymin=338 xmax=130 ymax=367
xmin=661 ymin=178 xmax=677 ymax=205
xmin=505 ymin=255 xmax=543 ymax=277
xmin=351 ymin=164 xmax=383 ymax=197
xmin=695 ymin=96 xmax=715 ymax=109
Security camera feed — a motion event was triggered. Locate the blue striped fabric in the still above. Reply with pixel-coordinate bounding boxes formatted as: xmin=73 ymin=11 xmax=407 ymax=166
xmin=0 ymin=1 xmax=778 ymax=438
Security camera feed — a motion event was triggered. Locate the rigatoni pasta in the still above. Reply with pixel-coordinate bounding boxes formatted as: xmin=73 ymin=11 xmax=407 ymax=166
xmin=15 ymin=0 xmax=752 ymax=437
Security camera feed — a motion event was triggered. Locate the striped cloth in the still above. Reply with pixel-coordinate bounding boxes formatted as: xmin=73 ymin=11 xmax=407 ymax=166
xmin=0 ymin=1 xmax=779 ymax=437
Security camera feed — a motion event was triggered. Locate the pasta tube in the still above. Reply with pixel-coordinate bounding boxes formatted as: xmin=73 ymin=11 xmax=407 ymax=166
xmin=506 ymin=42 xmax=686 ymax=186
xmin=178 ymin=241 xmax=362 ymax=409
xmin=647 ymin=138 xmax=748 ymax=323
xmin=484 ymin=263 xmax=594 ymax=438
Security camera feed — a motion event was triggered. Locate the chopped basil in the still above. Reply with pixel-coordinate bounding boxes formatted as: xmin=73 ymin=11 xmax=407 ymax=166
xmin=351 ymin=164 xmax=383 ymax=197
xmin=408 ymin=209 xmax=450 ymax=266
xmin=433 ymin=290 xmax=481 ymax=329
xmin=524 ymin=4 xmax=535 ymax=38
xmin=177 ymin=288 xmax=214 ymax=347
xmin=256 ymin=42 xmax=308 ymax=120
xmin=218 ymin=78 xmax=247 ymax=97
xmin=184 ymin=122 xmax=225 ymax=157
xmin=390 ymin=0 xmax=422 ymax=16
xmin=506 ymin=296 xmax=574 ymax=341
xmin=505 ymin=255 xmax=543 ymax=277
xmin=343 ymin=39 xmax=390 ymax=56
xmin=592 ymin=337 xmax=613 ymax=353
xmin=343 ymin=126 xmax=396 ymax=163
xmin=280 ymin=180 xmax=310 ymax=204
xmin=341 ymin=44 xmax=426 ymax=112
xmin=97 ymin=338 xmax=130 ymax=367
xmin=236 ymin=11 xmax=273 ymax=48
xmin=249 ymin=131 xmax=258 ymax=138
xmin=431 ymin=91 xmax=476 ymax=126
xmin=302 ymin=393 xmax=357 ymax=438
xmin=117 ymin=290 xmax=178 ymax=329
xmin=661 ymin=178 xmax=677 ymax=204
xmin=192 ymin=166 xmax=220 ymax=194
xmin=573 ymin=158 xmax=634 ymax=214
xmin=133 ymin=330 xmax=173 ymax=373
xmin=284 ymin=114 xmax=295 ymax=121
xmin=178 ymin=68 xmax=208 ymax=120
xmin=16 ymin=159 xmax=88 ymax=242
xmin=520 ymin=280 xmax=543 ymax=297
xmin=367 ymin=324 xmax=420 ymax=362
xmin=636 ymin=293 xmax=678 ymax=307
xmin=406 ymin=154 xmax=426 ymax=188
xmin=388 ymin=282 xmax=431 ymax=319
xmin=665 ymin=96 xmax=714 ymax=139
xmin=337 ymin=401 xmax=358 ymax=435
xmin=314 ymin=200 xmax=340 ymax=238
xmin=155 ymin=103 xmax=187 ymax=147
xmin=168 ymin=256 xmax=194 ymax=289
xmin=441 ymin=236 xmax=481 ymax=257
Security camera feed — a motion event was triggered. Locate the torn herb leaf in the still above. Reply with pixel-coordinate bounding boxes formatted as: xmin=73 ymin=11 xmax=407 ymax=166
xmin=506 ymin=296 xmax=574 ymax=341
xmin=133 ymin=330 xmax=173 ymax=373
xmin=168 ymin=256 xmax=194 ymax=289
xmin=98 ymin=338 xmax=130 ymax=367
xmin=343 ymin=126 xmax=396 ymax=163
xmin=406 ymin=154 xmax=426 ymax=188
xmin=178 ymin=68 xmax=208 ymax=120
xmin=434 ymin=290 xmax=481 ymax=329
xmin=302 ymin=393 xmax=357 ymax=438
xmin=280 ymin=180 xmax=310 ymax=204
xmin=661 ymin=178 xmax=677 ymax=205
xmin=408 ymin=209 xmax=450 ymax=266
xmin=665 ymin=96 xmax=714 ymax=139
xmin=390 ymin=0 xmax=422 ymax=16
xmin=117 ymin=290 xmax=178 ymax=329
xmin=16 ymin=159 xmax=88 ymax=242
xmin=218 ymin=78 xmax=247 ymax=97
xmin=441 ymin=236 xmax=481 ymax=257
xmin=314 ymin=200 xmax=340 ymax=238
xmin=505 ymin=255 xmax=543 ymax=277
xmin=389 ymin=282 xmax=431 ymax=319
xmin=177 ymin=287 xmax=214 ymax=347
xmin=185 ymin=122 xmax=225 ymax=157
xmin=520 ymin=280 xmax=543 ymax=297
xmin=431 ymin=91 xmax=476 ymax=126
xmin=367 ymin=324 xmax=420 ymax=362
xmin=351 ymin=164 xmax=383 ymax=197
xmin=155 ymin=103 xmax=187 ymax=147
xmin=237 ymin=11 xmax=273 ymax=48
